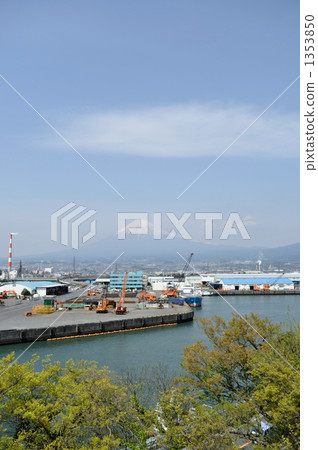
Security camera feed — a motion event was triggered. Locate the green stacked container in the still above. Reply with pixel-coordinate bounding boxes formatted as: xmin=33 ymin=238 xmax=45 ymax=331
xmin=44 ymin=299 xmax=54 ymax=306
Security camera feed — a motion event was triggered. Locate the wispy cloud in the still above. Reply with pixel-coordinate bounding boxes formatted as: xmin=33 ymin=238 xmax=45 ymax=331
xmin=46 ymin=103 xmax=298 ymax=158
xmin=243 ymin=215 xmax=258 ymax=227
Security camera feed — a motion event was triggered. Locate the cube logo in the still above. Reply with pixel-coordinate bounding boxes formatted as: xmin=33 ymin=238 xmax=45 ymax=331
xmin=51 ymin=202 xmax=96 ymax=249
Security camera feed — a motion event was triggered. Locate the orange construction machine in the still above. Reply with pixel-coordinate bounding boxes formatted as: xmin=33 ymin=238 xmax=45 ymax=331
xmin=160 ymin=288 xmax=178 ymax=298
xmin=96 ymin=298 xmax=116 ymax=313
xmin=115 ymin=272 xmax=128 ymax=315
xmin=139 ymin=290 xmax=156 ymax=302
xmin=88 ymin=289 xmax=102 ymax=296
xmin=0 ymin=290 xmax=17 ymax=299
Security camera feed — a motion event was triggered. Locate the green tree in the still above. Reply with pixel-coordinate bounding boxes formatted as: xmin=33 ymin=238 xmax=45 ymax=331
xmin=20 ymin=289 xmax=31 ymax=297
xmin=250 ymin=321 xmax=300 ymax=448
xmin=120 ymin=363 xmax=176 ymax=408
xmin=0 ymin=314 xmax=300 ymax=449
xmin=180 ymin=314 xmax=300 ymax=448
xmin=153 ymin=387 xmax=235 ymax=449
xmin=0 ymin=354 xmax=149 ymax=449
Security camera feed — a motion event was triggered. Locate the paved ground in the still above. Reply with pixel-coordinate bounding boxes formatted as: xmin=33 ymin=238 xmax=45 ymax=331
xmin=0 ymin=300 xmax=190 ymax=331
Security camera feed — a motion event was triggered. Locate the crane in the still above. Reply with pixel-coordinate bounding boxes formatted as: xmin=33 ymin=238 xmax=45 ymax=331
xmin=178 ymin=252 xmax=194 ymax=280
xmin=115 ymin=272 xmax=128 ymax=314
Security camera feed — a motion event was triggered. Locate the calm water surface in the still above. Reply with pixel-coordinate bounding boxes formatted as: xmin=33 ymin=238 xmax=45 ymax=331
xmin=0 ymin=295 xmax=299 ymax=374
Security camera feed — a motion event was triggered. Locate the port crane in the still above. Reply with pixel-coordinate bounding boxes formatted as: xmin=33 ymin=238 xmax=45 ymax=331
xmin=115 ymin=272 xmax=128 ymax=314
xmin=175 ymin=252 xmax=194 ymax=281
xmin=182 ymin=252 xmax=194 ymax=275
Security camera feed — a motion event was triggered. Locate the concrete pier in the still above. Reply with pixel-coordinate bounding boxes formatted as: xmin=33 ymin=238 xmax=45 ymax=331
xmin=0 ymin=302 xmax=194 ymax=345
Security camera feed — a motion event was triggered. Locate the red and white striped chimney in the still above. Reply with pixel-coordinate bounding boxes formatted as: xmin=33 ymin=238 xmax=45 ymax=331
xmin=8 ymin=233 xmax=13 ymax=271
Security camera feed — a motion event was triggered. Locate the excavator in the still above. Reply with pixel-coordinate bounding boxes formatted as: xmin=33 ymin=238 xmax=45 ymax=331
xmin=0 ymin=290 xmax=17 ymax=299
xmin=115 ymin=272 xmax=128 ymax=315
xmin=159 ymin=287 xmax=178 ymax=299
xmin=139 ymin=290 xmax=156 ymax=302
xmin=96 ymin=288 xmax=116 ymax=313
xmin=96 ymin=298 xmax=116 ymax=313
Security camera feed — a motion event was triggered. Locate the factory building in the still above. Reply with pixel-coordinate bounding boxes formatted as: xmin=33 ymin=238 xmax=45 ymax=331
xmin=0 ymin=281 xmax=68 ymax=297
xmin=216 ymin=278 xmax=295 ymax=291
xmin=109 ymin=271 xmax=144 ymax=290
xmin=148 ymin=273 xmax=299 ymax=292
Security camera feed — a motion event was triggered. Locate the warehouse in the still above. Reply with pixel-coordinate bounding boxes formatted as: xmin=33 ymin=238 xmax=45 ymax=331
xmin=217 ymin=278 xmax=295 ymax=291
xmin=0 ymin=281 xmax=68 ymax=297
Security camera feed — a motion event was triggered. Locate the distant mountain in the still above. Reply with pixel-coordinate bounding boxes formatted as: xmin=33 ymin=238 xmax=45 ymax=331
xmin=262 ymin=243 xmax=300 ymax=262
xmin=12 ymin=236 xmax=300 ymax=265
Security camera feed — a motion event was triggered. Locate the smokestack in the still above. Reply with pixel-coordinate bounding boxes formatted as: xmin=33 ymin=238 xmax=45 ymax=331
xmin=8 ymin=233 xmax=13 ymax=271
xmin=8 ymin=233 xmax=18 ymax=273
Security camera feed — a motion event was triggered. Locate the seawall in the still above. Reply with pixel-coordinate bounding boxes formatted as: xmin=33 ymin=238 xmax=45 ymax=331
xmin=0 ymin=310 xmax=194 ymax=345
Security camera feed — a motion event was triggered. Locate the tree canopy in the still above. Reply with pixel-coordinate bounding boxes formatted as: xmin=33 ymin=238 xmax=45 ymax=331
xmin=0 ymin=313 xmax=300 ymax=449
xmin=180 ymin=314 xmax=300 ymax=448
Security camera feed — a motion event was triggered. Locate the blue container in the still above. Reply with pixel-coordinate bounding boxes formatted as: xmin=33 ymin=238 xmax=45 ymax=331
xmin=170 ymin=298 xmax=184 ymax=305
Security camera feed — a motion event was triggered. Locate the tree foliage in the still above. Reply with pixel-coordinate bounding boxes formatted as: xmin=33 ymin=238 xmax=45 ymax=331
xmin=180 ymin=314 xmax=300 ymax=448
xmin=0 ymin=314 xmax=300 ymax=449
xmin=153 ymin=387 xmax=235 ymax=449
xmin=20 ymin=289 xmax=31 ymax=297
xmin=0 ymin=354 xmax=149 ymax=449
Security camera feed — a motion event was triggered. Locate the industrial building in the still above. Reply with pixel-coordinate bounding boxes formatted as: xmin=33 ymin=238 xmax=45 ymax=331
xmin=215 ymin=277 xmax=295 ymax=291
xmin=148 ymin=273 xmax=299 ymax=292
xmin=0 ymin=281 xmax=68 ymax=297
xmin=109 ymin=272 xmax=144 ymax=290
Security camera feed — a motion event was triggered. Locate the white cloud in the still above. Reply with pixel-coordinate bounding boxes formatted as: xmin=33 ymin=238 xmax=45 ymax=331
xmin=48 ymin=103 xmax=299 ymax=158
xmin=243 ymin=215 xmax=258 ymax=227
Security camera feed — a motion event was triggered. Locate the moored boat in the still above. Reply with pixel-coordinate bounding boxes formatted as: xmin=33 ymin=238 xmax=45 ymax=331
xmin=182 ymin=296 xmax=202 ymax=308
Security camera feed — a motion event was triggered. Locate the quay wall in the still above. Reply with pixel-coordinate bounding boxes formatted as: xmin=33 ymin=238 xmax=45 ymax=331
xmin=0 ymin=310 xmax=194 ymax=345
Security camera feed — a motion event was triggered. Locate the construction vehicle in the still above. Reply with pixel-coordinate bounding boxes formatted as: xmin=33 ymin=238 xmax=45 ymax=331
xmin=139 ymin=290 xmax=156 ymax=302
xmin=115 ymin=272 xmax=128 ymax=315
xmin=88 ymin=289 xmax=102 ymax=296
xmin=0 ymin=290 xmax=17 ymax=299
xmin=96 ymin=298 xmax=116 ymax=313
xmin=159 ymin=288 xmax=178 ymax=299
xmin=96 ymin=286 xmax=116 ymax=313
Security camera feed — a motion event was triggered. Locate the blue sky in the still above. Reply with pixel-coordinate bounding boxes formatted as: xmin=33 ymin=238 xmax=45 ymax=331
xmin=0 ymin=0 xmax=299 ymax=259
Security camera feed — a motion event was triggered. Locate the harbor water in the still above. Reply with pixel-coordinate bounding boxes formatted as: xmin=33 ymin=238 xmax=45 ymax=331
xmin=0 ymin=295 xmax=299 ymax=374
